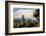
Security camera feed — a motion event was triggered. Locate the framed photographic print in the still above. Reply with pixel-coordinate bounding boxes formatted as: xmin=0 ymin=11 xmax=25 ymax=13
xmin=5 ymin=1 xmax=45 ymax=35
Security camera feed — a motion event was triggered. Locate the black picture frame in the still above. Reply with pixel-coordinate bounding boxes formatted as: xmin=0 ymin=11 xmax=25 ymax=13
xmin=5 ymin=1 xmax=45 ymax=35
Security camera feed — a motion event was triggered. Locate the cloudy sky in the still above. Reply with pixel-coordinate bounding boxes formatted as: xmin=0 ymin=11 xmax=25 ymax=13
xmin=13 ymin=8 xmax=34 ymax=18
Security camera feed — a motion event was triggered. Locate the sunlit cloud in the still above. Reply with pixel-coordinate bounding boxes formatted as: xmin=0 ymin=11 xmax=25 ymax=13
xmin=13 ymin=8 xmax=34 ymax=18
